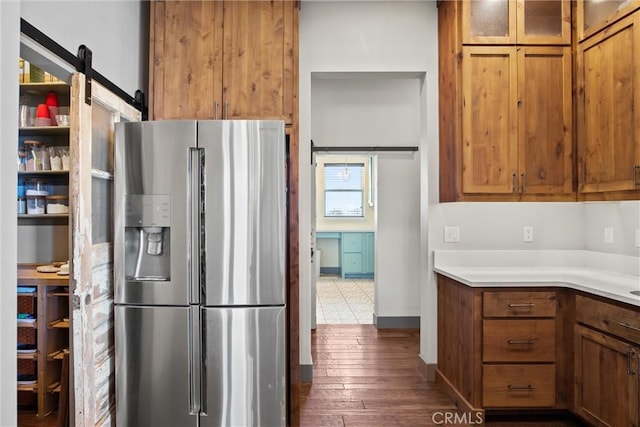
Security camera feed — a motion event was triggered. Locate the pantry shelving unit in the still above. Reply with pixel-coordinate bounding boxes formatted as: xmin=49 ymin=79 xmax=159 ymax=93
xmin=17 ymin=78 xmax=71 ymax=418
xmin=16 ymin=266 xmax=70 ymax=417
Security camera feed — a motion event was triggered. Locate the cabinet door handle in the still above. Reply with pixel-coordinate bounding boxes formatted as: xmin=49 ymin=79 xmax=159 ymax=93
xmin=520 ymin=172 xmax=526 ymax=193
xmin=215 ymin=102 xmax=220 ymax=120
xmin=508 ymin=303 xmax=535 ymax=308
xmin=224 ymin=101 xmax=229 ymax=120
xmin=508 ymin=384 xmax=533 ymax=391
xmin=627 ymin=348 xmax=636 ymax=376
xmin=507 ymin=339 xmax=535 ymax=345
xmin=633 ymin=165 xmax=639 ymax=188
xmin=620 ymin=322 xmax=640 ymax=333
xmin=512 ymin=172 xmax=517 ymax=193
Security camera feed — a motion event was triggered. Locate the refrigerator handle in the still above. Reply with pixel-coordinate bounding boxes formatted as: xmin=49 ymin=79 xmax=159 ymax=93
xmin=188 ymin=148 xmax=202 ymax=304
xmin=188 ymin=307 xmax=202 ymax=415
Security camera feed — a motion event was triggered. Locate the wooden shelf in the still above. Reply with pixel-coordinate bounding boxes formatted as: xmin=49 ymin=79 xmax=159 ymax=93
xmin=17 ymin=383 xmax=38 ymax=393
xmin=47 ymin=288 xmax=69 ymax=297
xmin=48 ymin=318 xmax=69 ymax=329
xmin=18 ymin=170 xmax=69 ymax=176
xmin=18 ymin=264 xmax=70 ymax=286
xmin=47 ymin=349 xmax=68 ymax=361
xmin=20 ymin=81 xmax=69 ymax=97
xmin=17 ymin=351 xmax=38 ymax=360
xmin=17 ymin=321 xmax=37 ymax=329
xmin=19 ymin=126 xmax=70 ymax=136
xmin=47 ymin=382 xmax=61 ymax=394
xmin=18 ymin=214 xmax=69 ymax=219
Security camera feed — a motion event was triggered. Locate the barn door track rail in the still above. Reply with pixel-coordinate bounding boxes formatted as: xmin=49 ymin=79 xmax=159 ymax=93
xmin=20 ymin=18 xmax=147 ymax=119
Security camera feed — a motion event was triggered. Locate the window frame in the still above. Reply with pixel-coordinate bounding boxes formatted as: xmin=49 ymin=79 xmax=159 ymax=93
xmin=323 ymin=162 xmax=365 ymax=218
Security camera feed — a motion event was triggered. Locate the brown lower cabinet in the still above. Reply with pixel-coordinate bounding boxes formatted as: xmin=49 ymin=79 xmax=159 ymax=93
xmin=436 ymin=274 xmax=640 ymax=425
xmin=436 ymin=276 xmax=570 ymax=413
xmin=574 ymin=294 xmax=640 ymax=427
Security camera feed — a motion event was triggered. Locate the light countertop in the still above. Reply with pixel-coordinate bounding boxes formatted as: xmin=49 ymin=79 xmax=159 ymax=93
xmin=434 ymin=250 xmax=640 ymax=307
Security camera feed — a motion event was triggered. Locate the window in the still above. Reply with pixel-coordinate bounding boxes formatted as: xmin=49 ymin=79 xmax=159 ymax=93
xmin=324 ymin=163 xmax=364 ymax=217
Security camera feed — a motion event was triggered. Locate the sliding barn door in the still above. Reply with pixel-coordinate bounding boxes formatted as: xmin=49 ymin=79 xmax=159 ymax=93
xmin=69 ymin=73 xmax=140 ymax=426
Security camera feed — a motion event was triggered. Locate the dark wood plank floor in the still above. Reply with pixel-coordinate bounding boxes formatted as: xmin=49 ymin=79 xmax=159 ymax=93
xmin=19 ymin=324 xmax=585 ymax=427
xmin=17 ymin=410 xmax=58 ymax=427
xmin=301 ymin=324 xmax=585 ymax=427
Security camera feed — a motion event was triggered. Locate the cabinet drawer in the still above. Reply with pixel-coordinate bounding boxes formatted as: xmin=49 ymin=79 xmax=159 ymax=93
xmin=343 ymin=253 xmax=363 ymax=274
xmin=483 ymin=291 xmax=557 ymax=318
xmin=483 ymin=319 xmax=556 ymax=362
xmin=576 ymin=295 xmax=640 ymax=345
xmin=342 ymin=233 xmax=363 ymax=253
xmin=483 ymin=364 xmax=556 ymax=408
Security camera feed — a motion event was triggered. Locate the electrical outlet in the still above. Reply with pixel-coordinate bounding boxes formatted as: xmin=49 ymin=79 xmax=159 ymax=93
xmin=604 ymin=227 xmax=615 ymax=244
xmin=636 ymin=229 xmax=640 ymax=248
xmin=523 ymin=226 xmax=534 ymax=242
xmin=444 ymin=226 xmax=460 ymax=243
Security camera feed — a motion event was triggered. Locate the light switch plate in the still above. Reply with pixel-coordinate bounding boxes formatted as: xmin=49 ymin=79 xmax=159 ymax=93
xmin=604 ymin=227 xmax=614 ymax=244
xmin=444 ymin=226 xmax=460 ymax=243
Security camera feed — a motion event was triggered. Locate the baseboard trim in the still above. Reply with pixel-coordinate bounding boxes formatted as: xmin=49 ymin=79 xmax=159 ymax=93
xmin=417 ymin=358 xmax=436 ymax=382
xmin=344 ymin=273 xmax=374 ymax=279
xmin=319 ymin=267 xmax=340 ymax=275
xmin=300 ymin=364 xmax=313 ymax=383
xmin=373 ymin=314 xmax=420 ymax=329
xmin=436 ymin=368 xmax=484 ymax=416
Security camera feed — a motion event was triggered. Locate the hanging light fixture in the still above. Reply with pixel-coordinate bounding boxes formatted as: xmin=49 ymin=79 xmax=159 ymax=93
xmin=339 ymin=159 xmax=351 ymax=181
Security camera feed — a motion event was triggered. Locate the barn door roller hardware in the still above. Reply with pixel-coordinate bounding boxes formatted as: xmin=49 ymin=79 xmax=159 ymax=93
xmin=76 ymin=45 xmax=92 ymax=106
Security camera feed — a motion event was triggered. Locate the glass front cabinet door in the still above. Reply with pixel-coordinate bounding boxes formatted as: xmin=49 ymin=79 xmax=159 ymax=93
xmin=463 ymin=0 xmax=570 ymax=45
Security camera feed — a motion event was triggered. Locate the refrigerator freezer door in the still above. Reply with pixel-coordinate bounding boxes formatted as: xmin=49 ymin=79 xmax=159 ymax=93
xmin=198 ymin=120 xmax=286 ymax=306
xmin=115 ymin=120 xmax=198 ymax=306
xmin=115 ymin=305 xmax=198 ymax=427
xmin=201 ymin=306 xmax=286 ymax=427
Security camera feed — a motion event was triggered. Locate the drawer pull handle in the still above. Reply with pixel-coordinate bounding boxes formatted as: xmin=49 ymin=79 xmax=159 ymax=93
xmin=508 ymin=384 xmax=533 ymax=391
xmin=508 ymin=303 xmax=535 ymax=308
xmin=620 ymin=322 xmax=640 ymax=333
xmin=507 ymin=339 xmax=535 ymax=345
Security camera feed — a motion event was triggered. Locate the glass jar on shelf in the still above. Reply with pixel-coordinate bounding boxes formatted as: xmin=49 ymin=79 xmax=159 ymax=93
xmin=25 ymin=178 xmax=49 ymax=196
xmin=26 ymin=195 xmax=46 ymax=214
xmin=17 ymin=147 xmax=27 ymax=171
xmin=23 ymin=140 xmax=50 ymax=171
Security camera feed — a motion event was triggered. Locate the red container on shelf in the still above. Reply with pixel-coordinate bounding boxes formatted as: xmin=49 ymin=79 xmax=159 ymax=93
xmin=35 ymin=103 xmax=49 ymax=118
xmin=45 ymin=91 xmax=59 ymax=107
xmin=45 ymin=92 xmax=59 ymax=125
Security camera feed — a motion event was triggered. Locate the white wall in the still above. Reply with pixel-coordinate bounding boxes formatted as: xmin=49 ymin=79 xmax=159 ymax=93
xmin=20 ymin=0 xmax=148 ymax=95
xmin=300 ymin=0 xmax=438 ymax=367
xmin=0 ymin=3 xmax=147 ymax=424
xmin=584 ymin=201 xmax=640 ymax=256
xmin=429 ymin=203 xmax=584 ymax=251
xmin=0 ymin=3 xmax=20 ymax=425
xmin=376 ymin=154 xmax=421 ymax=317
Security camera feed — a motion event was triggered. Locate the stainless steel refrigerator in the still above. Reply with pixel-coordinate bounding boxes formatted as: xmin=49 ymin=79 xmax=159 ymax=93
xmin=113 ymin=120 xmax=287 ymax=427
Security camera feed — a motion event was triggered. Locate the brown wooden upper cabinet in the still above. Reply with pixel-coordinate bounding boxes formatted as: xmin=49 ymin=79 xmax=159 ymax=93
xmin=577 ymin=0 xmax=640 ymax=41
xmin=462 ymin=46 xmax=572 ymax=196
xmin=577 ymin=11 xmax=640 ymax=196
xmin=463 ymin=0 xmax=571 ymax=45
xmin=149 ymin=0 xmax=296 ymax=124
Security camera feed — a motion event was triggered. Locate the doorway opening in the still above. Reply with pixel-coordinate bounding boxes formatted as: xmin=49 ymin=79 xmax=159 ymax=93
xmin=313 ymin=154 xmax=377 ymax=325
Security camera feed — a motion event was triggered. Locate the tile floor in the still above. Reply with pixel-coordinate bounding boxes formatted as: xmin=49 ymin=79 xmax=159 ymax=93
xmin=315 ymin=275 xmax=374 ymax=324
